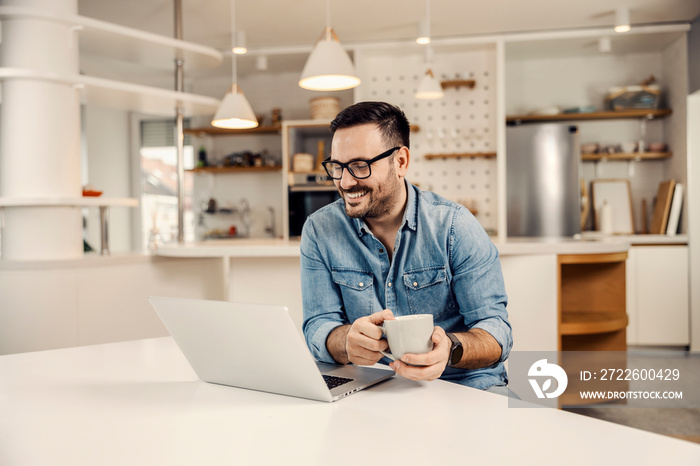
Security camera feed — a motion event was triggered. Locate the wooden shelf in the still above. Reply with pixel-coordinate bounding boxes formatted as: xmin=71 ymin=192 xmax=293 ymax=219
xmin=506 ymin=108 xmax=672 ymax=123
xmin=559 ymin=252 xmax=628 ymax=265
xmin=558 ymin=252 xmax=628 ymax=352
xmin=441 ymin=79 xmax=476 ymax=90
xmin=185 ymin=126 xmax=282 ymax=136
xmin=424 ymin=152 xmax=496 ymax=160
xmin=187 ymin=165 xmax=281 ymax=174
xmin=581 ymin=151 xmax=671 ymax=161
xmin=561 ymin=312 xmax=629 ymax=335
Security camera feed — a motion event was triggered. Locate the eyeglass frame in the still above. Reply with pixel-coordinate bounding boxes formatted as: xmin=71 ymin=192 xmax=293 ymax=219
xmin=321 ymin=146 xmax=401 ymax=180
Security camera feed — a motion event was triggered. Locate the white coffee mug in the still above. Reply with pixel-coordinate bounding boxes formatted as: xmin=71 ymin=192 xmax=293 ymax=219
xmin=380 ymin=314 xmax=434 ymax=361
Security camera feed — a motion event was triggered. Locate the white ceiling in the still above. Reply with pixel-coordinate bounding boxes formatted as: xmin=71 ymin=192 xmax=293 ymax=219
xmin=77 ymin=0 xmax=700 ymax=77
xmin=78 ymin=0 xmax=700 ymax=50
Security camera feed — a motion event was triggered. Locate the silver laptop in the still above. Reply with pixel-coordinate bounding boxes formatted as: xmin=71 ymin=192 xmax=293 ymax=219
xmin=149 ymin=296 xmax=393 ymax=402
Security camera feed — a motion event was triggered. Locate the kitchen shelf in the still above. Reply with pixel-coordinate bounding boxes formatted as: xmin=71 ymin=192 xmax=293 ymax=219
xmin=581 ymin=151 xmax=671 ymax=161
xmin=560 ymin=312 xmax=629 ymax=335
xmin=0 ymin=68 xmax=220 ymax=116
xmin=188 ymin=165 xmax=282 ymax=174
xmin=185 ymin=126 xmax=283 ymax=136
xmin=506 ymin=108 xmax=672 ymax=123
xmin=441 ymin=79 xmax=476 ymax=90
xmin=0 ymin=6 xmax=222 ymax=72
xmin=558 ymin=252 xmax=628 ymax=352
xmin=424 ymin=152 xmax=497 ymax=160
xmin=289 ymin=185 xmax=337 ymax=192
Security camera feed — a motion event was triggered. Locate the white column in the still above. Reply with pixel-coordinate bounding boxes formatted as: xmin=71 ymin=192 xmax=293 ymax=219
xmin=0 ymin=0 xmax=82 ymax=260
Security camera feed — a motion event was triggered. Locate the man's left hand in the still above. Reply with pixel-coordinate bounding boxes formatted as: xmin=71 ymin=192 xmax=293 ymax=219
xmin=388 ymin=326 xmax=451 ymax=381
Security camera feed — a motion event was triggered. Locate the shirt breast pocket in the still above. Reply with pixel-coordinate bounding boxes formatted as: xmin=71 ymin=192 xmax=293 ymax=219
xmin=331 ymin=269 xmax=374 ymax=318
xmin=403 ymin=266 xmax=455 ymax=317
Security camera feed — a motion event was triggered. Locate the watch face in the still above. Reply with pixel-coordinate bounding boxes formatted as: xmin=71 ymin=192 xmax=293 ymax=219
xmin=448 ymin=333 xmax=463 ymax=366
xmin=451 ymin=345 xmax=464 ymax=365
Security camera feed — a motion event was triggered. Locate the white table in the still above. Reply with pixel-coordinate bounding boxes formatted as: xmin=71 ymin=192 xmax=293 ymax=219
xmin=1 ymin=338 xmax=698 ymax=465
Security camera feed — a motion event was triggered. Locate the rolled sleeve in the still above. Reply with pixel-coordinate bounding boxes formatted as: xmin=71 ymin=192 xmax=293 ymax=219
xmin=450 ymin=208 xmax=513 ymax=363
xmin=472 ymin=316 xmax=512 ymax=363
xmin=300 ymin=217 xmax=349 ymax=364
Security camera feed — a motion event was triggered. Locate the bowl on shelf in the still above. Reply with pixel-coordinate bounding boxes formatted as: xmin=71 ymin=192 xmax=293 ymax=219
xmin=581 ymin=143 xmax=599 ymax=154
xmin=647 ymin=142 xmax=667 ymax=152
xmin=82 ymin=190 xmax=103 ymax=197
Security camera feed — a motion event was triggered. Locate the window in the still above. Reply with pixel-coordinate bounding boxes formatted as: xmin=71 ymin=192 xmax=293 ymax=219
xmin=140 ymin=119 xmax=195 ymax=247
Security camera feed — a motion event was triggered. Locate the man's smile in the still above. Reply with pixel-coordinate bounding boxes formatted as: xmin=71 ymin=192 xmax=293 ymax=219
xmin=345 ymin=190 xmax=368 ymax=200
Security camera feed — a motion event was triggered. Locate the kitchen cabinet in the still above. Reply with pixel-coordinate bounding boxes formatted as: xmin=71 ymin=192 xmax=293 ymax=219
xmin=282 ymin=120 xmax=337 ymax=238
xmin=558 ymin=252 xmax=628 ymax=352
xmin=627 ymin=245 xmax=689 ymax=346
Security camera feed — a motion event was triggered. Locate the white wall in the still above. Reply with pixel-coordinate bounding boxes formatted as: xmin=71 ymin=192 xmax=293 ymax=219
xmin=84 ymin=106 xmax=134 ymax=252
xmin=688 ymin=90 xmax=700 ymax=352
xmin=0 ymin=256 xmax=222 ymax=354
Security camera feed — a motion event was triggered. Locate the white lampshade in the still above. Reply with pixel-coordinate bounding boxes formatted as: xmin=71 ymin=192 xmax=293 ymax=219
xmin=233 ymin=30 xmax=247 ymax=54
xmin=614 ymin=7 xmax=631 ymax=33
xmin=415 ymin=69 xmax=443 ymax=100
xmin=299 ymin=27 xmax=360 ymax=91
xmin=211 ymin=84 xmax=258 ymax=129
xmin=416 ymin=19 xmax=430 ymax=45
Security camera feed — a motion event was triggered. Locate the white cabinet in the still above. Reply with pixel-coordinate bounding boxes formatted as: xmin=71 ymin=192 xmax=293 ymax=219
xmin=627 ymin=245 xmax=689 ymax=346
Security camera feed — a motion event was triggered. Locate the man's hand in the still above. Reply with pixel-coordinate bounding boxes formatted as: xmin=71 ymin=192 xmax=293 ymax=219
xmin=388 ymin=326 xmax=451 ymax=381
xmin=344 ymin=309 xmax=394 ymax=366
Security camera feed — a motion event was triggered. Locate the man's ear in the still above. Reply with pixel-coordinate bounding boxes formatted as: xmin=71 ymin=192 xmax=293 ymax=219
xmin=395 ymin=147 xmax=410 ymax=177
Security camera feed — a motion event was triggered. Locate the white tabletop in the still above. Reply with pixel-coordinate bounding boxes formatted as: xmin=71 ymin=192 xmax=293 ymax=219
xmin=1 ymin=338 xmax=697 ymax=465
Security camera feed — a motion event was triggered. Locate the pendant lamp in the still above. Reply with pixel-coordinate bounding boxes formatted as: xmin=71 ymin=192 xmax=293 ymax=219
xmin=211 ymin=0 xmax=258 ymax=129
xmin=416 ymin=0 xmax=432 ymax=44
xmin=415 ymin=47 xmax=443 ymax=100
xmin=614 ymin=7 xmax=631 ymax=33
xmin=299 ymin=0 xmax=360 ymax=91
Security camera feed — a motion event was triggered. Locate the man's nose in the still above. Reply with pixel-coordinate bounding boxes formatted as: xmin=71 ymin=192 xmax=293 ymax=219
xmin=338 ymin=167 xmax=357 ymax=190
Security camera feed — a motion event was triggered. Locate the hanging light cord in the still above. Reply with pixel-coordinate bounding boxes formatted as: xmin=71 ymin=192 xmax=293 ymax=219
xmin=324 ymin=0 xmax=333 ymax=41
xmin=230 ymin=0 xmax=238 ymax=89
xmin=425 ymin=0 xmax=431 ymax=40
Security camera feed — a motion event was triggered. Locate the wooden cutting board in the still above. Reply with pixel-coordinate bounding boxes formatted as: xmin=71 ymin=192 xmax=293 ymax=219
xmin=649 ymin=179 xmax=676 ymax=234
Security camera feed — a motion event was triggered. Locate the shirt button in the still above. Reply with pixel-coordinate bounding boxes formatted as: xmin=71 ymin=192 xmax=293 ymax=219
xmin=359 ymin=282 xmax=364 ymax=287
xmin=413 ymin=281 xmax=418 ymax=287
xmin=379 ymin=248 xmax=384 ymax=253
xmin=388 ymin=282 xmax=392 ymax=287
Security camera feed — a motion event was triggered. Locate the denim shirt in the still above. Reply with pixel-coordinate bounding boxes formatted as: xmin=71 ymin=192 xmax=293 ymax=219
xmin=300 ymin=181 xmax=512 ymax=390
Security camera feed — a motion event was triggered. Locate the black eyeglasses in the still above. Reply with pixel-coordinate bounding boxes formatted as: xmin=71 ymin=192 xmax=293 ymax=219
xmin=322 ymin=147 xmax=401 ymax=180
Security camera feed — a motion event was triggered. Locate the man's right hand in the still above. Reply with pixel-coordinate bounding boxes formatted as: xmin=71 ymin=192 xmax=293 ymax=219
xmin=345 ymin=309 xmax=394 ymax=366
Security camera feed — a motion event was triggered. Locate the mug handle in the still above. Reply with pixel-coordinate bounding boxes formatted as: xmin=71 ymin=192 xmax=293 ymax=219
xmin=380 ymin=325 xmax=394 ymax=360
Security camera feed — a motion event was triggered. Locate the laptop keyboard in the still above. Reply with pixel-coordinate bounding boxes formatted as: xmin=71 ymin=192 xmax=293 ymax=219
xmin=323 ymin=374 xmax=353 ymax=389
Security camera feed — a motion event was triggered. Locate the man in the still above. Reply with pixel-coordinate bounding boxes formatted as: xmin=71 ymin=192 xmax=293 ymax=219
xmin=300 ymin=101 xmax=512 ymax=392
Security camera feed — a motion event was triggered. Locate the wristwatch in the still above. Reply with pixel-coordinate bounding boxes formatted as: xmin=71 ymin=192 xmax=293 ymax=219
xmin=446 ymin=332 xmax=463 ymax=367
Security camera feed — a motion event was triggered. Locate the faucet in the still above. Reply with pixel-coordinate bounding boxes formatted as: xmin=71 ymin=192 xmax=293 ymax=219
xmin=265 ymin=206 xmax=276 ymax=237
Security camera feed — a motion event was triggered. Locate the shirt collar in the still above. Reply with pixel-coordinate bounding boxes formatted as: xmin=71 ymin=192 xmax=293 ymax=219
xmin=352 ymin=179 xmax=417 ymax=237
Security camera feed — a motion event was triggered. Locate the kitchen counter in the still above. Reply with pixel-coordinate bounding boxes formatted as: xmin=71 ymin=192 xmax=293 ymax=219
xmin=155 ymin=238 xmax=302 ymax=258
xmin=154 ymin=235 xmax=633 ymax=258
xmin=154 ymin=233 xmax=688 ymax=258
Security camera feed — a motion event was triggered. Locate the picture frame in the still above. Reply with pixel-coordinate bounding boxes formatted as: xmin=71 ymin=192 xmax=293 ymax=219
xmin=590 ymin=179 xmax=634 ymax=234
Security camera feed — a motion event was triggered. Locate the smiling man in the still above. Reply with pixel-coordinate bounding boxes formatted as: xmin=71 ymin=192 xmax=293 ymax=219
xmin=300 ymin=101 xmax=513 ymax=393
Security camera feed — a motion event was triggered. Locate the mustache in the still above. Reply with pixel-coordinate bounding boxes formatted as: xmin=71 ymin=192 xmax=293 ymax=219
xmin=339 ymin=186 xmax=371 ymax=195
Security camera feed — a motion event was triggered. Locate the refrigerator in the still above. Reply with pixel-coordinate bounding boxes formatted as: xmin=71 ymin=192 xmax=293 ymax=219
xmin=506 ymin=123 xmax=581 ymax=237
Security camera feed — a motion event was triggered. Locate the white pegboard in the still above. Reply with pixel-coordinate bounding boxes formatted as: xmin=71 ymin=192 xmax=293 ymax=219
xmin=356 ymin=46 xmax=499 ymax=233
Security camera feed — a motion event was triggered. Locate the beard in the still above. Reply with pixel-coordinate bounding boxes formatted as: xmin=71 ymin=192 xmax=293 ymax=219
xmin=339 ymin=165 xmax=403 ymax=220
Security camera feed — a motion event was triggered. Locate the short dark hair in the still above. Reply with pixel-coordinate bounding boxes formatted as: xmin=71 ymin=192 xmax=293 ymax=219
xmin=330 ymin=101 xmax=410 ymax=149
